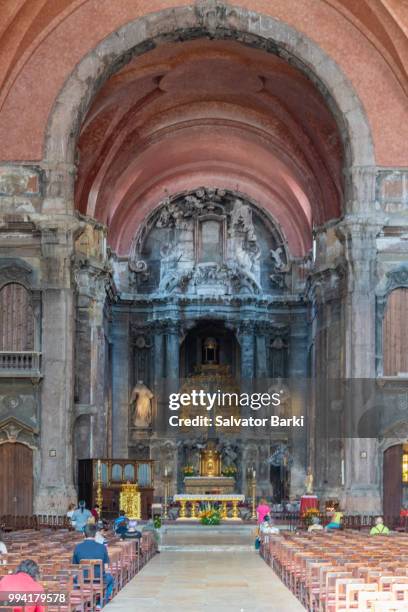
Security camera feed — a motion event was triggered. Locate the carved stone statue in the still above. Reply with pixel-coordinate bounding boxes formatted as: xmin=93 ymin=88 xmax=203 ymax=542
xmin=159 ymin=241 xmax=184 ymax=289
xmin=130 ymin=381 xmax=153 ymax=428
xmin=305 ymin=466 xmax=314 ymax=495
xmin=219 ymin=441 xmax=237 ymax=468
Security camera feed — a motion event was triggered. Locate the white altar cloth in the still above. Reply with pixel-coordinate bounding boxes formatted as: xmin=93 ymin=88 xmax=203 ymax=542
xmin=174 ymin=494 xmax=245 ymax=502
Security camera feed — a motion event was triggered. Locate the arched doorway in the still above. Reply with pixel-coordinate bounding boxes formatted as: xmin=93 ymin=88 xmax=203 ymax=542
xmin=0 ymin=443 xmax=33 ymax=515
xmin=383 ymin=443 xmax=407 ymax=518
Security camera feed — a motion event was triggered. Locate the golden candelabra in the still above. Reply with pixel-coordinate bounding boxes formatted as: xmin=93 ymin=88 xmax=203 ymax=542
xmin=119 ymin=482 xmax=141 ymax=520
xmin=251 ymin=471 xmax=257 ymax=520
xmin=163 ymin=469 xmax=171 ymax=520
xmin=96 ymin=459 xmax=103 ymax=514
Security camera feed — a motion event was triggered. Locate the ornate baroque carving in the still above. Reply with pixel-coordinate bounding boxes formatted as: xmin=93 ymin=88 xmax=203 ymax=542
xmin=0 ymin=416 xmax=39 ymax=448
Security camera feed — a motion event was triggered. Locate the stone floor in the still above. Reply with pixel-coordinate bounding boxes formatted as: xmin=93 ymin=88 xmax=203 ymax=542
xmin=160 ymin=523 xmax=255 ymax=551
xmin=104 ymin=550 xmax=305 ymax=611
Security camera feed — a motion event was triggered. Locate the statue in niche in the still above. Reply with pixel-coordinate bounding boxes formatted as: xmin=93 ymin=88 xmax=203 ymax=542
xmin=230 ymin=200 xmax=261 ymax=283
xmin=270 ymin=246 xmax=286 ymax=271
xmin=304 ymin=466 xmax=314 ymax=495
xmin=218 ymin=441 xmax=238 ymax=469
xmin=130 ymin=381 xmax=154 ymax=429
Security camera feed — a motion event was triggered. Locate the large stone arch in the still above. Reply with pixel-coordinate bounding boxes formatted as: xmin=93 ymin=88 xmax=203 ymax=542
xmin=44 ymin=2 xmax=375 ymax=211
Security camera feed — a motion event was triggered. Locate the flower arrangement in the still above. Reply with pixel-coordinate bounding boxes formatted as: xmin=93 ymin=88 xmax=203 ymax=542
xmin=153 ymin=516 xmax=162 ymax=529
xmin=200 ymin=507 xmax=221 ymax=525
xmin=182 ymin=465 xmax=196 ymax=477
xmin=302 ymin=507 xmax=320 ymax=526
xmin=221 ymin=465 xmax=237 ymax=477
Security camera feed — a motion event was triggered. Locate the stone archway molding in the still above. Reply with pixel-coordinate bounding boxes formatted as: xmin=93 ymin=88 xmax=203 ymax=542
xmin=44 ymin=1 xmax=375 ymax=200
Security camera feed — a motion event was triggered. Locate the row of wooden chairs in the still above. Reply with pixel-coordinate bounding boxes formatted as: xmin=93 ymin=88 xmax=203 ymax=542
xmin=261 ymin=530 xmax=408 ymax=611
xmin=0 ymin=527 xmax=157 ymax=610
xmin=1 ymin=515 xmax=71 ymax=531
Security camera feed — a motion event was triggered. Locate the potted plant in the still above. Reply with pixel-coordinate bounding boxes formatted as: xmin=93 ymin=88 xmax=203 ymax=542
xmin=200 ymin=507 xmax=221 ymax=525
xmin=182 ymin=465 xmax=196 ymax=477
xmin=302 ymin=507 xmax=320 ymax=527
xmin=221 ymin=465 xmax=237 ymax=478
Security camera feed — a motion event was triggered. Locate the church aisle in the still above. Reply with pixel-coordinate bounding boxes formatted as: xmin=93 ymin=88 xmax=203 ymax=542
xmin=104 ymin=551 xmax=305 ymax=611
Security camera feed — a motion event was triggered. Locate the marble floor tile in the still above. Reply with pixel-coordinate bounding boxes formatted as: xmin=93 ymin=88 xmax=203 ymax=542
xmin=105 ymin=550 xmax=305 ymax=611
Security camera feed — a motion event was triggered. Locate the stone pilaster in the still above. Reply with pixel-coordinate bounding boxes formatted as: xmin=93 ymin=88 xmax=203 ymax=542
xmin=288 ymin=315 xmax=309 ymax=497
xmin=254 ymin=322 xmax=268 ymax=379
xmin=111 ymin=310 xmax=130 ymax=457
xmin=338 ymin=209 xmax=382 ymax=512
xmin=74 ymin=262 xmax=111 ymax=458
xmin=35 ymin=224 xmax=78 ymax=513
xmin=165 ymin=320 xmax=180 ymax=388
xmin=238 ymin=320 xmax=255 ymax=385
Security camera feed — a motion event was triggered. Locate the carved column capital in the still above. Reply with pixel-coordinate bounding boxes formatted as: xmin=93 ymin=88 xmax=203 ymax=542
xmin=238 ymin=320 xmax=255 ymax=336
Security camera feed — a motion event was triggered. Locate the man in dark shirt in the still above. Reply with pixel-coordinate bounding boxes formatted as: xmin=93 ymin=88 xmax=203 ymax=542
xmin=72 ymin=524 xmax=114 ymax=602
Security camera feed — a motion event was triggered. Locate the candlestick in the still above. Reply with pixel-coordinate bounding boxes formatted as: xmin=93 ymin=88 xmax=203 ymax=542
xmin=163 ymin=468 xmax=169 ymax=520
xmin=251 ymin=471 xmax=257 ymax=520
xmin=96 ymin=460 xmax=103 ymax=515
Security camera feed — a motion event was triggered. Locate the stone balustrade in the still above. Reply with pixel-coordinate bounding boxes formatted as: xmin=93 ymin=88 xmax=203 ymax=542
xmin=0 ymin=351 xmax=42 ymax=376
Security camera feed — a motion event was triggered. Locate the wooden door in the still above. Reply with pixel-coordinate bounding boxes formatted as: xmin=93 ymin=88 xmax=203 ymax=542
xmin=0 ymin=443 xmax=33 ymax=515
xmin=383 ymin=444 xmax=402 ymax=518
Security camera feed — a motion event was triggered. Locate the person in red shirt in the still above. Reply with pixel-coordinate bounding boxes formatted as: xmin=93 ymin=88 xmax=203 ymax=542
xmin=0 ymin=559 xmax=45 ymax=612
xmin=91 ymin=504 xmax=100 ymax=521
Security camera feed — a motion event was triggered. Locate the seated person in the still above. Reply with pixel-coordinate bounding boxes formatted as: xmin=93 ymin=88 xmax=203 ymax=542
xmin=308 ymin=516 xmax=323 ymax=532
xmin=122 ymin=519 xmax=142 ymax=540
xmin=259 ymin=515 xmax=280 ymax=542
xmin=0 ymin=559 xmax=45 ymax=612
xmin=113 ymin=510 xmax=129 ymax=538
xmin=71 ymin=500 xmax=93 ymax=532
xmin=66 ymin=503 xmax=76 ymax=525
xmin=95 ymin=520 xmax=108 ymax=545
xmin=370 ymin=516 xmax=390 ymax=536
xmin=0 ymin=529 xmax=7 ymax=565
xmin=72 ymin=523 xmax=114 ymax=602
xmin=143 ymin=518 xmax=161 ymax=552
xmin=325 ymin=509 xmax=343 ymax=530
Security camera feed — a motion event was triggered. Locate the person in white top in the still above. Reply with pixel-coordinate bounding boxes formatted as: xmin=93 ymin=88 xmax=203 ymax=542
xmin=0 ymin=529 xmax=8 ymax=564
xmin=308 ymin=516 xmax=324 ymax=532
xmin=259 ymin=515 xmax=280 ymax=544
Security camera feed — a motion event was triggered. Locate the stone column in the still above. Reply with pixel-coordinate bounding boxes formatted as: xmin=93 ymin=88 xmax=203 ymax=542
xmin=288 ymin=313 xmax=309 ymax=497
xmin=88 ymin=277 xmax=109 ymax=458
xmin=164 ymin=321 xmax=180 ymax=434
xmin=165 ymin=321 xmax=180 ymax=389
xmin=339 ymin=209 xmax=382 ymax=512
xmin=74 ymin=264 xmax=110 ymax=458
xmin=111 ymin=310 xmax=130 ymax=457
xmin=147 ymin=321 xmax=166 ymax=435
xmin=35 ymin=225 xmax=78 ymax=513
xmin=239 ymin=321 xmax=255 ymax=391
xmin=255 ymin=322 xmax=268 ymax=379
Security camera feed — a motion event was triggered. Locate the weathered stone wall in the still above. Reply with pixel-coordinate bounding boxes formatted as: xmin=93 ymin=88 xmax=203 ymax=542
xmin=0 ymin=5 xmax=407 ymax=514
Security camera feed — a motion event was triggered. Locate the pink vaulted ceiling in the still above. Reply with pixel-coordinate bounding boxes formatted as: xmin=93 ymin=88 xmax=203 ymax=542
xmin=76 ymin=40 xmax=343 ymax=257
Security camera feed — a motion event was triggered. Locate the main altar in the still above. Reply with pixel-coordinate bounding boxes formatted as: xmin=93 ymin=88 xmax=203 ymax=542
xmin=184 ymin=441 xmax=235 ymax=494
xmin=174 ymin=493 xmax=245 ymax=520
xmin=175 ymin=440 xmax=244 ymax=518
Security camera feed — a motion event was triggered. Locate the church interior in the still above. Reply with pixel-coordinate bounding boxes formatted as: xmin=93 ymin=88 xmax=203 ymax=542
xmin=0 ymin=1 xmax=408 ymax=610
